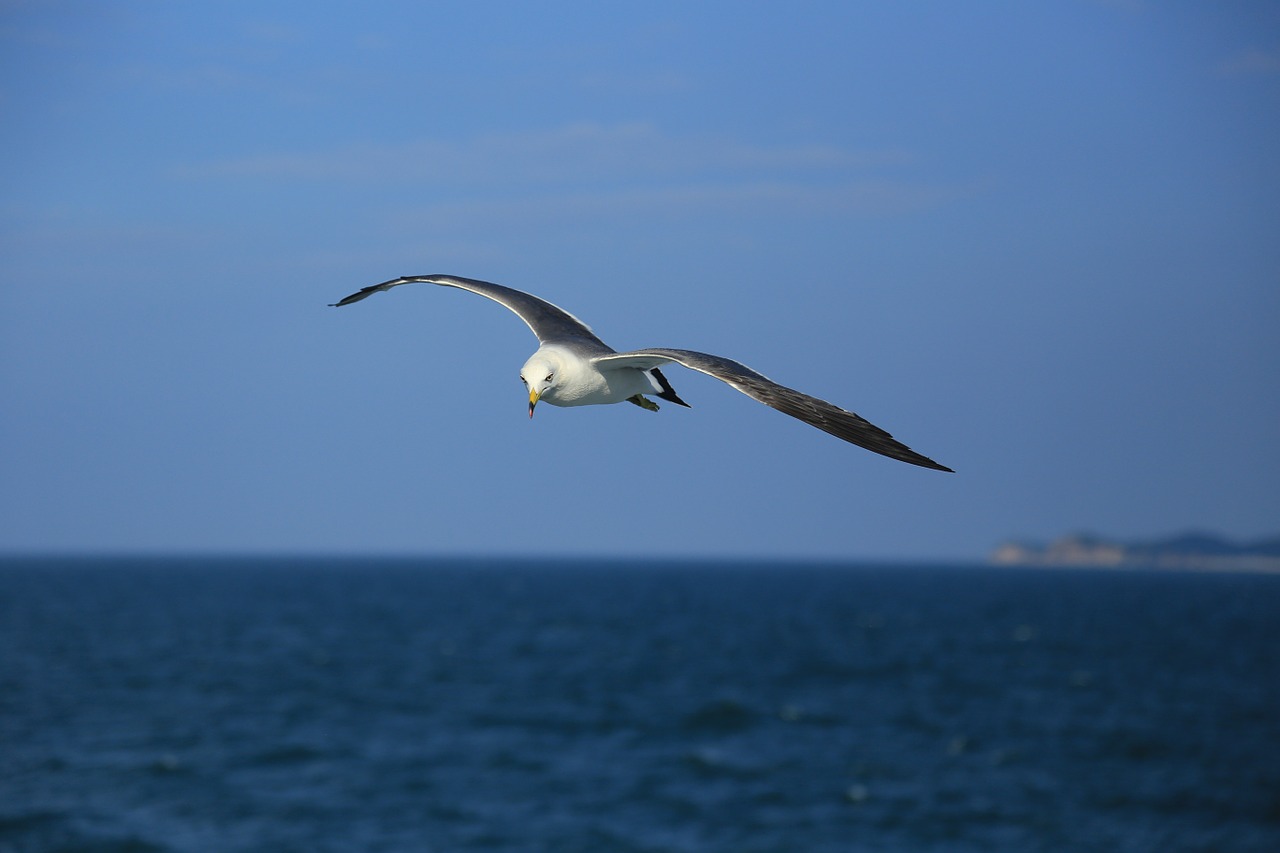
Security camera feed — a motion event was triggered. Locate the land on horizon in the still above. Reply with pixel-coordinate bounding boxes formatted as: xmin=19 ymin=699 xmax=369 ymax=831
xmin=990 ymin=531 xmax=1280 ymax=572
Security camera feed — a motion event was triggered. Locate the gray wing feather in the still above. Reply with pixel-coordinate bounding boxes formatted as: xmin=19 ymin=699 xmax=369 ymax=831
xmin=594 ymin=348 xmax=953 ymax=471
xmin=330 ymin=274 xmax=610 ymax=350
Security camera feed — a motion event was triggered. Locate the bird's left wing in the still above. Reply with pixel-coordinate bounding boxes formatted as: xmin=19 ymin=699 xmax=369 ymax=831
xmin=330 ymin=274 xmax=609 ymax=349
xmin=594 ymin=348 xmax=953 ymax=471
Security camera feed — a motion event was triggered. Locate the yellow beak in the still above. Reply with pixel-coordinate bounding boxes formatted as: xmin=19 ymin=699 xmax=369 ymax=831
xmin=528 ymin=388 xmax=540 ymax=419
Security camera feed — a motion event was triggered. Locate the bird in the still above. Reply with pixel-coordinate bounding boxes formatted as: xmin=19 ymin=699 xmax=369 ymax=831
xmin=330 ymin=274 xmax=952 ymax=472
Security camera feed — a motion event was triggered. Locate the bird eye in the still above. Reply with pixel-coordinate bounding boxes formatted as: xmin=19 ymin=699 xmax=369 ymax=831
xmin=545 ymin=373 xmax=554 ymax=382
xmin=519 ymin=376 xmax=527 ymax=385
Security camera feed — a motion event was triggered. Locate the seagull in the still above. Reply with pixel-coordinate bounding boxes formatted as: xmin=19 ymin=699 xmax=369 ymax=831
xmin=330 ymin=274 xmax=952 ymax=472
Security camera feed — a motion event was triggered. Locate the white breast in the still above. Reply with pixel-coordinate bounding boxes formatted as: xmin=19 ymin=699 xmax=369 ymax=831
xmin=540 ymin=347 xmax=657 ymax=407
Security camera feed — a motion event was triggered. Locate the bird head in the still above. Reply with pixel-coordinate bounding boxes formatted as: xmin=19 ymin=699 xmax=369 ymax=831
xmin=519 ymin=354 xmax=558 ymax=418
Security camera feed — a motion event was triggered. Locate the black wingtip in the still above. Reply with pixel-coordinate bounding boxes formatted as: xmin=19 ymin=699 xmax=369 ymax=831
xmin=896 ymin=451 xmax=953 ymax=473
xmin=328 ymin=289 xmax=377 ymax=308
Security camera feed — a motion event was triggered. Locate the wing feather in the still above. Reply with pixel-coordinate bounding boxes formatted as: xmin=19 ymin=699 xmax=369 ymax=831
xmin=330 ymin=274 xmax=610 ymax=350
xmin=595 ymin=348 xmax=952 ymax=471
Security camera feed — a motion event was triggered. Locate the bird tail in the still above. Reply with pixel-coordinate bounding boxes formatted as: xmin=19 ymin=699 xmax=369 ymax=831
xmin=650 ymin=368 xmax=691 ymax=408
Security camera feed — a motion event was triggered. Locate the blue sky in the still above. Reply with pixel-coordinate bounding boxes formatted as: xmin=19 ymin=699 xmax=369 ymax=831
xmin=2 ymin=1 xmax=1277 ymax=560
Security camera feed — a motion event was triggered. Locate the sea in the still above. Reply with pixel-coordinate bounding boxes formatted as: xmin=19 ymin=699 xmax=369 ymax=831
xmin=1 ymin=557 xmax=1278 ymax=853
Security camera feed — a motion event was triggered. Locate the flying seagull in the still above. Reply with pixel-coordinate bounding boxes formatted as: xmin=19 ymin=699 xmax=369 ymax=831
xmin=330 ymin=274 xmax=952 ymax=472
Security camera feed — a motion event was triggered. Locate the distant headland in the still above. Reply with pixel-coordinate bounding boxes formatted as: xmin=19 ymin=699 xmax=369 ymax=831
xmin=989 ymin=532 xmax=1280 ymax=573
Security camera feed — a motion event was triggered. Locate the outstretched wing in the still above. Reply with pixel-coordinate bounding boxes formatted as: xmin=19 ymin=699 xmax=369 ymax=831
xmin=330 ymin=274 xmax=610 ymax=350
xmin=594 ymin=348 xmax=952 ymax=471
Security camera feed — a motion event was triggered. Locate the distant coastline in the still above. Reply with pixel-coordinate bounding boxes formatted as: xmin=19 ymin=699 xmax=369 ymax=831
xmin=989 ymin=532 xmax=1280 ymax=573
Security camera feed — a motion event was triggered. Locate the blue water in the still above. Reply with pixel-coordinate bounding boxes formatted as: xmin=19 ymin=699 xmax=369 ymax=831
xmin=1 ymin=558 xmax=1278 ymax=852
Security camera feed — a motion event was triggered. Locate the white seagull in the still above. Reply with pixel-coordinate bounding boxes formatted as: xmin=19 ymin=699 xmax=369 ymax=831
xmin=330 ymin=274 xmax=952 ymax=472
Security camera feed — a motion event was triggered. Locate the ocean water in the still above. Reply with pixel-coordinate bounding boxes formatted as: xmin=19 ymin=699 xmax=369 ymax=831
xmin=1 ymin=558 xmax=1277 ymax=853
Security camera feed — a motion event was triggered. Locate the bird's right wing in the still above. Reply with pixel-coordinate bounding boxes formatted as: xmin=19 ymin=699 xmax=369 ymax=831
xmin=595 ymin=348 xmax=953 ymax=471
xmin=330 ymin=274 xmax=610 ymax=350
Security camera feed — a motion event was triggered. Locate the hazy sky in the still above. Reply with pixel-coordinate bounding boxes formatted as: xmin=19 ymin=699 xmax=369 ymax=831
xmin=2 ymin=1 xmax=1277 ymax=560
